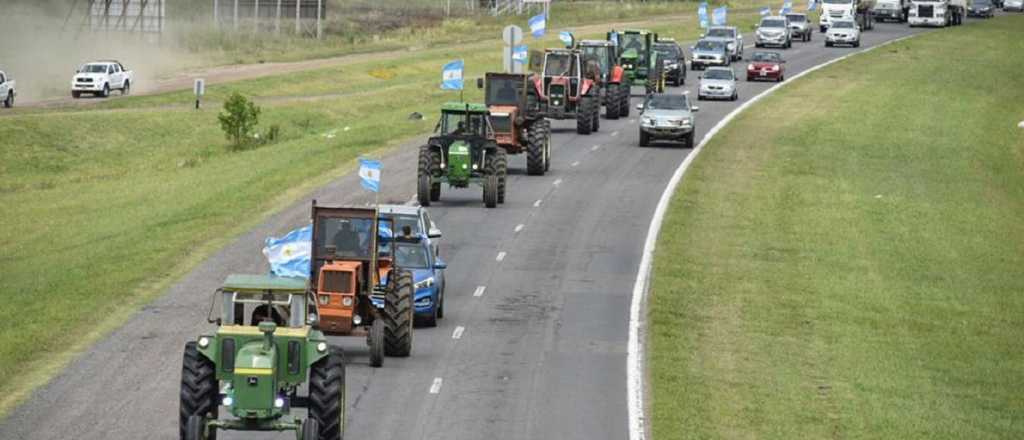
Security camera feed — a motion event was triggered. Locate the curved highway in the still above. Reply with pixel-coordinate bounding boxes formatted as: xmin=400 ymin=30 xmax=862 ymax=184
xmin=0 ymin=19 xmax=932 ymax=440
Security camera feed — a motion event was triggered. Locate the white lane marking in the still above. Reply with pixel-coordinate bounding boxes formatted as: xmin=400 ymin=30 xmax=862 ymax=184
xmin=514 ymin=224 xmax=525 ymax=233
xmin=611 ymin=131 xmax=620 ymax=137
xmin=571 ymin=161 xmax=580 ymax=167
xmin=406 ymin=194 xmax=417 ymax=205
xmin=625 ymin=34 xmax=921 ymax=440
xmin=496 ymin=251 xmax=506 ymax=262
xmin=452 ymin=326 xmax=465 ymax=339
xmin=429 ymin=377 xmax=443 ymax=394
xmin=553 ymin=178 xmax=563 ymax=186
xmin=533 ymin=199 xmax=543 ymax=208
xmin=473 ymin=285 xmax=486 ymax=297
xmin=591 ymin=145 xmax=600 ymax=151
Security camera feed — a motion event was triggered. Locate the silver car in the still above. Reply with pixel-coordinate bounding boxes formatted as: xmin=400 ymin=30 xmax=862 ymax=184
xmin=1006 ymin=0 xmax=1023 ymax=11
xmin=786 ymin=13 xmax=813 ymax=42
xmin=702 ymin=26 xmax=744 ymax=61
xmin=825 ymin=19 xmax=861 ymax=47
xmin=698 ymin=67 xmax=738 ymax=101
xmin=637 ymin=93 xmax=700 ymax=148
xmin=756 ymin=16 xmax=793 ymax=48
xmin=690 ymin=39 xmax=730 ymax=70
xmin=378 ymin=204 xmax=442 ymax=256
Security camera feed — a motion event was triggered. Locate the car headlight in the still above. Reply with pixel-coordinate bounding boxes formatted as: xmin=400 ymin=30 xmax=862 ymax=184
xmin=682 ymin=117 xmax=693 ymax=127
xmin=414 ymin=277 xmax=435 ymax=289
xmin=642 ymin=117 xmax=657 ymax=126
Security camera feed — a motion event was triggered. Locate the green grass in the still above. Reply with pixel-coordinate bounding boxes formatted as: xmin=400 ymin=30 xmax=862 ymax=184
xmin=649 ymin=16 xmax=1024 ymax=439
xmin=0 ymin=3 xmax=770 ymax=417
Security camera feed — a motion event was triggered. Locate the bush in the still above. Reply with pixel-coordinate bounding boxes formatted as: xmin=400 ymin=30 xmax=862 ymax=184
xmin=218 ymin=92 xmax=261 ymax=150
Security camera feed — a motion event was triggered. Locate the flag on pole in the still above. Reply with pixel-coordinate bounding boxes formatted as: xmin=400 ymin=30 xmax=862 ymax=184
xmin=807 ymin=0 xmax=818 ymax=11
xmin=262 ymin=225 xmax=312 ymax=279
xmin=760 ymin=6 xmax=771 ymax=16
xmin=698 ymin=2 xmax=710 ymax=28
xmin=359 ymin=158 xmax=382 ymax=192
xmin=780 ymin=1 xmax=793 ymax=13
xmin=441 ymin=60 xmax=464 ymax=90
xmin=512 ymin=45 xmax=529 ymax=64
xmin=559 ymin=31 xmax=574 ymax=46
xmin=528 ymin=13 xmax=546 ymax=37
xmin=712 ymin=6 xmax=728 ymax=25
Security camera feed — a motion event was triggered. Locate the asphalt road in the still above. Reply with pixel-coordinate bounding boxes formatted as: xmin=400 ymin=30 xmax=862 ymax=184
xmin=0 ymin=19 xmax=933 ymax=440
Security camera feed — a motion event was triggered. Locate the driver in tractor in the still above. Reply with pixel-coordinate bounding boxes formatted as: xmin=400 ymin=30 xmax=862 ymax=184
xmin=497 ymin=80 xmax=518 ymax=102
xmin=549 ymin=56 xmax=571 ymax=76
xmin=331 ymin=220 xmax=366 ymax=257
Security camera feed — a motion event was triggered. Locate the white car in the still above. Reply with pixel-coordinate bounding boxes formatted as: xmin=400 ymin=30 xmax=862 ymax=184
xmin=71 ymin=60 xmax=133 ymax=98
xmin=378 ymin=204 xmax=442 ymax=256
xmin=697 ymin=67 xmax=738 ymax=101
xmin=825 ymin=20 xmax=861 ymax=47
xmin=1006 ymin=0 xmax=1024 ymax=10
xmin=0 ymin=70 xmax=15 ymax=108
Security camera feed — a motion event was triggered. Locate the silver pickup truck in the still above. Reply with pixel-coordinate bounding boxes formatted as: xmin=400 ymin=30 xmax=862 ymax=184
xmin=0 ymin=70 xmax=15 ymax=108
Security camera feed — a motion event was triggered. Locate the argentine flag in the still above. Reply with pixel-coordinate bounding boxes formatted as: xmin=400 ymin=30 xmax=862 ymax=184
xmin=760 ymin=6 xmax=771 ymax=16
xmin=712 ymin=6 xmax=728 ymax=25
xmin=698 ymin=2 xmax=709 ymax=28
xmin=529 ymin=13 xmax=546 ymax=37
xmin=512 ymin=45 xmax=529 ymax=64
xmin=808 ymin=0 xmax=818 ymax=11
xmin=559 ymin=31 xmax=574 ymax=46
xmin=441 ymin=60 xmax=463 ymax=90
xmin=780 ymin=1 xmax=793 ymax=13
xmin=263 ymin=225 xmax=312 ymax=279
xmin=359 ymin=158 xmax=382 ymax=192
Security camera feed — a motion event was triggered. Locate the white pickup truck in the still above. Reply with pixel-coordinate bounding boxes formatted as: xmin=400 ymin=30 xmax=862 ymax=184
xmin=0 ymin=71 xmax=15 ymax=108
xmin=71 ymin=60 xmax=133 ymax=99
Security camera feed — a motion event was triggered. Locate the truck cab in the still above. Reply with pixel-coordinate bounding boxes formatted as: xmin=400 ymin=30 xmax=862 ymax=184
xmin=0 ymin=71 xmax=14 ymax=108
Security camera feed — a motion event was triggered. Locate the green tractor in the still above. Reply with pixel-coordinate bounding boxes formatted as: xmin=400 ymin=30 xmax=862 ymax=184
xmin=610 ymin=29 xmax=665 ymax=95
xmin=417 ymin=102 xmax=507 ymax=208
xmin=180 ymin=275 xmax=345 ymax=440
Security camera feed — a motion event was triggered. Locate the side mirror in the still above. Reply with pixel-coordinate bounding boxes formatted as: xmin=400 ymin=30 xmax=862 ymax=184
xmin=307 ymin=313 xmax=319 ymax=328
xmin=691 ymin=106 xmax=700 ymax=112
xmin=477 ymin=78 xmax=484 ymax=89
xmin=434 ymin=258 xmax=448 ymax=270
xmin=428 ymin=227 xmax=442 ymax=239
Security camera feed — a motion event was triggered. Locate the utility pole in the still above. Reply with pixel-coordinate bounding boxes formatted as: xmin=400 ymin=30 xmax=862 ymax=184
xmin=316 ymin=0 xmax=322 ymax=39
xmin=233 ymin=0 xmax=238 ymax=30
xmin=275 ymin=0 xmax=281 ymax=34
xmin=295 ymin=0 xmax=301 ymax=35
xmin=254 ymin=0 xmax=259 ymax=32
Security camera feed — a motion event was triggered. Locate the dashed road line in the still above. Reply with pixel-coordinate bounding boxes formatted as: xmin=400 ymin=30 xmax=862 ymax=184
xmin=533 ymin=199 xmax=543 ymax=207
xmin=553 ymin=178 xmax=562 ymax=186
xmin=611 ymin=131 xmax=619 ymax=137
xmin=452 ymin=326 xmax=465 ymax=340
xmin=429 ymin=377 xmax=443 ymax=394
xmin=473 ymin=285 xmax=486 ymax=297
xmin=591 ymin=145 xmax=601 ymax=151
xmin=496 ymin=251 xmax=506 ymax=262
xmin=571 ymin=161 xmax=580 ymax=167
xmin=514 ymin=224 xmax=525 ymax=233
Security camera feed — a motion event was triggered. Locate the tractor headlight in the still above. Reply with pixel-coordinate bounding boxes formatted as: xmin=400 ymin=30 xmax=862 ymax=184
xmin=472 ymin=163 xmax=478 ymax=170
xmin=198 ymin=337 xmax=210 ymax=348
xmin=353 ymin=314 xmax=362 ymax=325
xmin=317 ymin=342 xmax=328 ymax=352
xmin=222 ymin=396 xmax=233 ymax=406
xmin=274 ymin=397 xmax=285 ymax=408
xmin=462 ymin=164 xmax=468 ymax=169
xmin=318 ymin=295 xmax=329 ymax=305
xmin=415 ymin=277 xmax=435 ymax=289
xmin=341 ymin=296 xmax=353 ymax=307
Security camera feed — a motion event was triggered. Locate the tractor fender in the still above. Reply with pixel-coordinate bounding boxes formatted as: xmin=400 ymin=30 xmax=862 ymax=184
xmin=532 ymin=76 xmax=547 ymax=100
xmin=610 ymin=65 xmax=625 ymax=84
xmin=580 ymin=79 xmax=595 ymax=97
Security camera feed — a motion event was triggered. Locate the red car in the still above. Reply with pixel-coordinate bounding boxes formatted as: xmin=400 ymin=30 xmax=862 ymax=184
xmin=746 ymin=51 xmax=786 ymax=82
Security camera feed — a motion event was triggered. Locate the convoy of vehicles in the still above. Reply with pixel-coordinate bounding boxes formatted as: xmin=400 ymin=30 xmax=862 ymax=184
xmin=654 ymin=39 xmax=687 ymax=86
xmin=698 ymin=67 xmax=739 ymax=101
xmin=701 ymin=26 xmax=745 ymax=61
xmin=820 ymin=0 xmax=877 ymax=32
xmin=785 ymin=13 xmax=814 ymax=41
xmin=825 ymin=19 xmax=863 ymax=46
xmin=746 ymin=51 xmax=787 ymax=82
xmin=756 ymin=16 xmax=794 ymax=48
xmin=71 ymin=60 xmax=133 ymax=98
xmin=637 ymin=93 xmax=699 ymax=148
xmin=0 ymin=71 xmax=15 ymax=108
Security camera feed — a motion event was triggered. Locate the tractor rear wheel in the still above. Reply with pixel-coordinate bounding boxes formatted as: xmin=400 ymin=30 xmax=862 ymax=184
xmin=368 ymin=318 xmax=384 ymax=367
xmin=606 ymin=85 xmax=620 ymax=119
xmin=309 ymin=346 xmax=345 ymax=440
xmin=576 ymin=97 xmax=593 ymax=135
xmin=185 ymin=415 xmax=205 ymax=440
xmin=417 ymin=146 xmax=436 ymax=206
xmin=527 ymin=122 xmax=546 ymax=175
xmin=591 ymin=97 xmax=600 ymax=132
xmin=619 ymin=83 xmax=631 ymax=117
xmin=180 ymin=342 xmax=218 ymax=440
xmin=301 ymin=418 xmax=320 ymax=440
xmin=495 ymin=148 xmax=508 ymax=203
xmin=383 ymin=270 xmax=414 ymax=356
xmin=542 ymin=120 xmax=552 ymax=172
xmin=483 ymin=155 xmax=498 ymax=208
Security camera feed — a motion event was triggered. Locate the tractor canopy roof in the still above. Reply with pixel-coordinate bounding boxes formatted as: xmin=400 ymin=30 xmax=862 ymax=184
xmin=441 ymin=102 xmax=489 ymax=114
xmin=578 ymin=39 xmax=614 ymax=47
xmin=621 ymin=29 xmax=654 ymax=35
xmin=222 ymin=274 xmax=307 ymax=294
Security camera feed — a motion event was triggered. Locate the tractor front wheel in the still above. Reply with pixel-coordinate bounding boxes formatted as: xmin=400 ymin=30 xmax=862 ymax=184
xmin=417 ymin=146 xmax=436 ymax=206
xmin=185 ymin=415 xmax=206 ymax=440
xmin=368 ymin=318 xmax=384 ymax=367
xmin=606 ymin=84 xmax=620 ymax=119
xmin=383 ymin=270 xmax=414 ymax=356
xmin=180 ymin=342 xmax=218 ymax=440
xmin=309 ymin=346 xmax=345 ymax=440
xmin=483 ymin=170 xmax=498 ymax=208
xmin=527 ymin=122 xmax=547 ymax=175
xmin=495 ymin=148 xmax=508 ymax=203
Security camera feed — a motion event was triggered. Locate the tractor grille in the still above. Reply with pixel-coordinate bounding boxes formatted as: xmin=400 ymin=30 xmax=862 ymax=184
xmin=322 ymin=270 xmax=352 ymax=293
xmin=490 ymin=115 xmax=512 ymax=133
xmin=549 ymin=84 xmax=565 ymax=98
xmin=919 ymin=4 xmax=934 ymax=17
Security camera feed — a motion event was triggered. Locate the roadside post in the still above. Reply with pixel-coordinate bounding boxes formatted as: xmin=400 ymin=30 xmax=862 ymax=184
xmin=503 ymin=25 xmax=524 ymax=74
xmin=194 ymin=78 xmax=205 ymax=110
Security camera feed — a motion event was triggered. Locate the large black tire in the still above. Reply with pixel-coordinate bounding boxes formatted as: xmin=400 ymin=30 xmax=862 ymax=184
xmin=185 ymin=415 xmax=205 ymax=440
xmin=101 ymin=83 xmax=110 ymax=98
xmin=72 ymin=91 xmax=81 ymax=99
xmin=483 ymin=155 xmax=498 ymax=208
xmin=542 ymin=120 xmax=552 ymax=172
xmin=639 ymin=130 xmax=650 ymax=147
xmin=685 ymin=132 xmax=695 ymax=149
xmin=368 ymin=318 xmax=383 ymax=367
xmin=526 ymin=122 xmax=546 ymax=175
xmin=383 ymin=270 xmax=414 ymax=356
xmin=576 ymin=97 xmax=593 ymax=135
xmin=301 ymin=418 xmax=321 ymax=440
xmin=180 ymin=342 xmax=218 ymax=440
xmin=591 ymin=98 xmax=600 ymax=133
xmin=309 ymin=346 xmax=345 ymax=440
xmin=122 ymin=80 xmax=131 ymax=95
xmin=495 ymin=148 xmax=507 ymax=204
xmin=3 ymin=92 xmax=12 ymax=108
xmin=605 ymin=85 xmax=620 ymax=119
xmin=416 ymin=146 xmax=434 ymax=206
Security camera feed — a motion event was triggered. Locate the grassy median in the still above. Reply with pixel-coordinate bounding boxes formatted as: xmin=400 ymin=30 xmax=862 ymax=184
xmin=649 ymin=16 xmax=1024 ymax=439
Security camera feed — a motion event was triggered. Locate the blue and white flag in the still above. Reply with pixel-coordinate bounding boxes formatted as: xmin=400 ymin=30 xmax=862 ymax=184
xmin=760 ymin=6 xmax=771 ymax=16
xmin=712 ymin=6 xmax=728 ymax=25
xmin=698 ymin=2 xmax=709 ymax=28
xmin=512 ymin=45 xmax=529 ymax=64
xmin=559 ymin=31 xmax=574 ymax=46
xmin=263 ymin=225 xmax=312 ymax=279
xmin=780 ymin=1 xmax=793 ymax=13
xmin=528 ymin=13 xmax=546 ymax=37
xmin=441 ymin=59 xmax=463 ymax=90
xmin=359 ymin=158 xmax=382 ymax=192
xmin=807 ymin=0 xmax=817 ymax=11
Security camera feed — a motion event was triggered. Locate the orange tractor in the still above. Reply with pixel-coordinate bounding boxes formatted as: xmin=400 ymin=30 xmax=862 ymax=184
xmin=477 ymin=72 xmax=552 ymax=176
xmin=309 ymin=202 xmax=414 ymax=367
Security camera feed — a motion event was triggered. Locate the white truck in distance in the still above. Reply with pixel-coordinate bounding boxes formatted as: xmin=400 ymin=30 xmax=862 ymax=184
xmin=71 ymin=61 xmax=133 ymax=99
xmin=908 ymin=0 xmax=968 ymax=26
xmin=0 ymin=71 xmax=15 ymax=108
xmin=820 ymin=0 xmax=877 ymax=32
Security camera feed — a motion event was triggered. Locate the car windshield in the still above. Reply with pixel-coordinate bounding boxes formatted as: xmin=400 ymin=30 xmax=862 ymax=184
xmin=394 ymin=243 xmax=429 ymax=269
xmin=389 ymin=214 xmax=421 ymax=237
xmin=645 ymin=94 xmax=689 ymax=111
xmin=486 ymin=77 xmax=520 ymax=105
xmin=786 ymin=14 xmax=807 ymax=22
xmin=832 ymin=21 xmax=855 ymax=28
xmin=694 ymin=40 xmax=724 ymax=51
xmin=706 ymin=28 xmax=735 ymax=38
xmin=655 ymin=45 xmax=679 ymax=58
xmin=761 ymin=19 xmax=786 ymax=28
xmin=82 ymin=64 xmax=108 ymax=73
xmin=751 ymin=52 xmax=782 ymax=62
xmin=704 ymin=69 xmax=734 ymax=80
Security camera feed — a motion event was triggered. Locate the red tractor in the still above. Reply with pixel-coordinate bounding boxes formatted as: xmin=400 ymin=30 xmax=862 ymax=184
xmin=478 ymin=72 xmax=552 ymax=176
xmin=532 ymin=48 xmax=601 ymax=135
